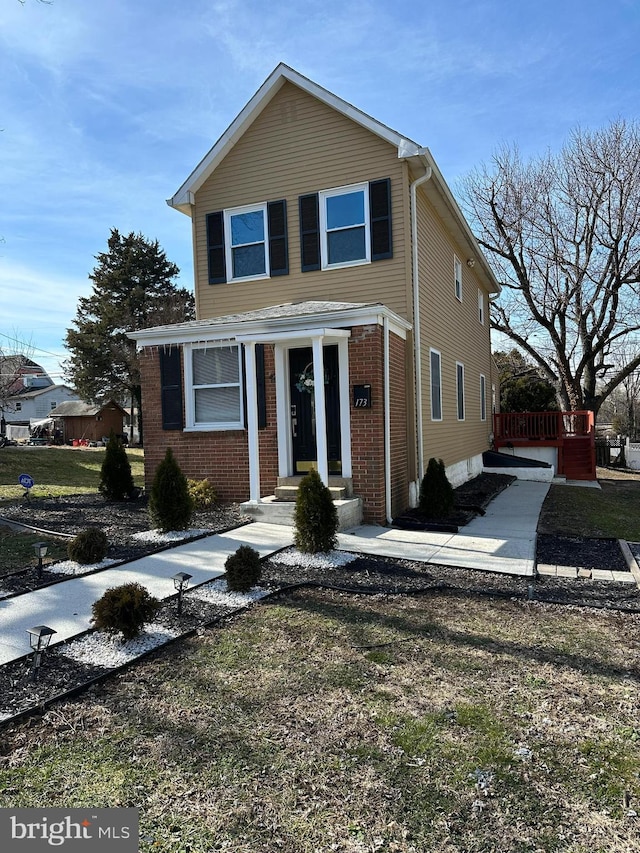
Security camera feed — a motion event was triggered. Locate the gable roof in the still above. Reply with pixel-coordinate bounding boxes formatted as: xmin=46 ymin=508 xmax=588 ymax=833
xmin=168 ymin=63 xmax=423 ymax=216
xmin=167 ymin=64 xmax=500 ymax=296
xmin=52 ymin=400 xmax=126 ymax=418
xmin=7 ymin=384 xmax=74 ymax=401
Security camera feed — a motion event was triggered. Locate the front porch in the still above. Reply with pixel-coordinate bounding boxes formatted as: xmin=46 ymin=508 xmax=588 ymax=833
xmin=492 ymin=410 xmax=596 ymax=480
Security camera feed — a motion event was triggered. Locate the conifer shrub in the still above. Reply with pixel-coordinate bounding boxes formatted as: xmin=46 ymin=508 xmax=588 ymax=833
xmin=67 ymin=527 xmax=109 ymax=564
xmin=92 ymin=582 xmax=160 ymax=641
xmin=99 ymin=431 xmax=135 ymax=500
xmin=419 ymin=457 xmax=455 ymax=518
xmin=187 ymin=478 xmax=217 ymax=510
xmin=149 ymin=447 xmax=193 ymax=532
xmin=225 ymin=544 xmax=262 ymax=592
xmin=293 ymin=467 xmax=338 ymax=553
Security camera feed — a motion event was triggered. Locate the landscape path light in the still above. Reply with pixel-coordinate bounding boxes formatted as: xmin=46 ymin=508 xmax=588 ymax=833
xmin=26 ymin=625 xmax=56 ymax=681
xmin=171 ymin=571 xmax=192 ymax=616
xmin=33 ymin=541 xmax=48 ymax=578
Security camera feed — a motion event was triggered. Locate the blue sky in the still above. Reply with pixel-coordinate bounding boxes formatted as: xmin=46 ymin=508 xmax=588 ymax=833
xmin=1 ymin=0 xmax=638 ymax=382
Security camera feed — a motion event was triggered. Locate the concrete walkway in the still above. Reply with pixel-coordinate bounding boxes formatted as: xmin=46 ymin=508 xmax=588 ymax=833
xmin=0 ymin=480 xmax=550 ymax=667
xmin=338 ymin=479 xmax=549 ymax=576
xmin=0 ymin=523 xmax=294 ymax=666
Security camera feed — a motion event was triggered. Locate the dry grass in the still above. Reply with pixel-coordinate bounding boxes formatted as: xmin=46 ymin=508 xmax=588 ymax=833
xmin=539 ymin=467 xmax=640 ymax=540
xmin=1 ymin=589 xmax=639 ymax=852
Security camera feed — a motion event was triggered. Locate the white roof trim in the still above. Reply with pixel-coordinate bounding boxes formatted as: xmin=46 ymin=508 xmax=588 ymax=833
xmin=167 ymin=63 xmax=422 ymax=215
xmin=130 ymin=304 xmax=410 ymax=348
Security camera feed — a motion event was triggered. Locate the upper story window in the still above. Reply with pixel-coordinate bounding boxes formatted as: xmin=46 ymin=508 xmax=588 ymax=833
xmin=206 ymin=200 xmax=288 ymax=285
xmin=320 ymin=184 xmax=369 ymax=268
xmin=454 ymin=256 xmax=463 ymax=301
xmin=15 ymin=402 xmax=22 ymax=412
xmin=224 ymin=205 xmax=267 ymax=280
xmin=184 ymin=343 xmax=244 ymax=430
xmin=50 ymin=401 xmax=57 ymax=409
xmin=478 ymin=289 xmax=485 ymax=324
xmin=299 ymin=178 xmax=392 ymax=272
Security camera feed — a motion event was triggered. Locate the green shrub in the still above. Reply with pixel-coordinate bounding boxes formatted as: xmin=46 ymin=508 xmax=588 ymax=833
xmin=187 ymin=478 xmax=217 ymax=510
xmin=419 ymin=457 xmax=455 ymax=518
xmin=67 ymin=527 xmax=109 ymax=564
xmin=99 ymin=431 xmax=135 ymax=500
xmin=91 ymin=582 xmax=160 ymax=641
xmin=225 ymin=544 xmax=262 ymax=592
xmin=149 ymin=447 xmax=193 ymax=532
xmin=293 ymin=468 xmax=338 ymax=554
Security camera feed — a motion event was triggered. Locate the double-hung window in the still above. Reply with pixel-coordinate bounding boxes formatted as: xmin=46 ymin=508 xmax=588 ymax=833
xmin=430 ymin=349 xmax=442 ymax=421
xmin=480 ymin=374 xmax=487 ymax=421
xmin=224 ymin=204 xmax=267 ymax=281
xmin=186 ymin=343 xmax=243 ymax=430
xmin=456 ymin=362 xmax=465 ymax=421
xmin=478 ymin=289 xmax=485 ymax=324
xmin=454 ymin=256 xmax=463 ymax=301
xmin=319 ymin=183 xmax=370 ymax=268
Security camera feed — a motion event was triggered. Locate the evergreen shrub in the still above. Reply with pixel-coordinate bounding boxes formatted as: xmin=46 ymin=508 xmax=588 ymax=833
xmin=225 ymin=545 xmax=262 ymax=592
xmin=293 ymin=467 xmax=338 ymax=554
xmin=187 ymin=478 xmax=217 ymax=510
xmin=149 ymin=447 xmax=193 ymax=532
xmin=419 ymin=457 xmax=455 ymax=518
xmin=67 ymin=527 xmax=109 ymax=564
xmin=92 ymin=582 xmax=160 ymax=641
xmin=99 ymin=431 xmax=135 ymax=500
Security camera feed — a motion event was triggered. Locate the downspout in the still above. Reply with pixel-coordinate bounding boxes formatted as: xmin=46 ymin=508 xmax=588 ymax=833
xmin=410 ymin=163 xmax=433 ymax=500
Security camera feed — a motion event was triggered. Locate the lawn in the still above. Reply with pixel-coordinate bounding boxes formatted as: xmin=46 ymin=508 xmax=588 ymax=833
xmin=539 ymin=467 xmax=640 ymax=540
xmin=0 ymin=446 xmax=144 ymax=501
xmin=1 ymin=589 xmax=638 ymax=852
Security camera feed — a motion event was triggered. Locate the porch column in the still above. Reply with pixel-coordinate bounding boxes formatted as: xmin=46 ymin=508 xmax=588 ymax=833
xmin=243 ymin=341 xmax=260 ymax=504
xmin=312 ymin=336 xmax=329 ymax=486
xmin=338 ymin=336 xmax=352 ymax=478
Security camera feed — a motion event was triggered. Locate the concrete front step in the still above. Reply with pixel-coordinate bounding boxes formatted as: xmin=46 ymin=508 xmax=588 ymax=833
xmin=274 ymin=484 xmax=348 ymax=501
xmin=240 ymin=495 xmax=363 ymax=530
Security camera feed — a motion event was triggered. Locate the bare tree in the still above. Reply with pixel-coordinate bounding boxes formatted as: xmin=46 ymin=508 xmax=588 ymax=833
xmin=461 ymin=120 xmax=640 ymax=415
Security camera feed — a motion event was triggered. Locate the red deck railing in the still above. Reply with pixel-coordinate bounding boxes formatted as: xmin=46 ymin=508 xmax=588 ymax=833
xmin=493 ymin=411 xmax=594 ymax=443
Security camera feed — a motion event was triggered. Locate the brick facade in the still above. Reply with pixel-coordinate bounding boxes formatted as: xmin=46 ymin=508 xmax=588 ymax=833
xmin=139 ymin=324 xmax=408 ymax=525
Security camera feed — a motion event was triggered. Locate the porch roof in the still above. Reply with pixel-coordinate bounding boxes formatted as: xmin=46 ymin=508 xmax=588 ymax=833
xmin=129 ymin=300 xmax=411 ymax=347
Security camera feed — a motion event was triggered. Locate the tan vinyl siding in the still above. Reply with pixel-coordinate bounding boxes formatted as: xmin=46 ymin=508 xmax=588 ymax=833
xmin=192 ymin=82 xmax=409 ymax=320
xmin=416 ymin=190 xmax=493 ymax=468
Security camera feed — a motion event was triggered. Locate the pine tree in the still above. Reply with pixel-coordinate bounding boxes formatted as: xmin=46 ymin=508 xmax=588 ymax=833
xmin=149 ymin=447 xmax=193 ymax=532
xmin=64 ymin=229 xmax=194 ymax=443
xmin=99 ymin=431 xmax=135 ymax=500
xmin=419 ymin=458 xmax=455 ymax=518
xmin=293 ymin=468 xmax=338 ymax=553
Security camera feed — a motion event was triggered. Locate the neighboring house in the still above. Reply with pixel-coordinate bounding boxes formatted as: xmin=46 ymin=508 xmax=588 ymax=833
xmin=1 ymin=355 xmax=53 ymax=400
xmin=130 ymin=64 xmax=500 ymax=525
xmin=3 ymin=385 xmax=80 ymax=425
xmin=51 ymin=400 xmax=126 ymax=444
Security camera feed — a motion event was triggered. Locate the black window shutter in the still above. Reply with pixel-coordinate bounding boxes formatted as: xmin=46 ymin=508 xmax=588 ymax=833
xmin=206 ymin=211 xmax=226 ymax=284
xmin=267 ymin=200 xmax=289 ymax=276
xmin=256 ymin=344 xmax=267 ymax=429
xmin=370 ymin=178 xmax=393 ymax=261
xmin=299 ymin=193 xmax=320 ymax=271
xmin=159 ymin=347 xmax=183 ymax=430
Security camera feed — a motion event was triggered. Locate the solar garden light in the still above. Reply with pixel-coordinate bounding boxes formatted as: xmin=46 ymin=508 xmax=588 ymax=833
xmin=33 ymin=541 xmax=48 ymax=578
xmin=171 ymin=571 xmax=192 ymax=615
xmin=27 ymin=625 xmax=56 ymax=681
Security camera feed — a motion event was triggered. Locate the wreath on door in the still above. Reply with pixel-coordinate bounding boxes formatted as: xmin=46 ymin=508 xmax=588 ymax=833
xmin=295 ymin=362 xmax=329 ymax=394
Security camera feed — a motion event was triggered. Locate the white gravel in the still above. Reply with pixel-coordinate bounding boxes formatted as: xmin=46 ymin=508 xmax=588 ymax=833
xmin=270 ymin=548 xmax=357 ymax=569
xmin=47 ymin=558 xmax=118 ymax=577
xmin=190 ymin=578 xmax=270 ymax=607
xmin=132 ymin=528 xmax=210 ymax=543
xmin=64 ymin=623 xmax=181 ymax=667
